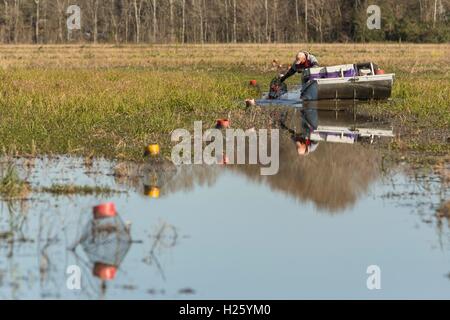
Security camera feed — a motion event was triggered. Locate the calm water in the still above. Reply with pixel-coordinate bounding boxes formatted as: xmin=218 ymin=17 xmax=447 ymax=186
xmin=0 ymin=109 xmax=449 ymax=300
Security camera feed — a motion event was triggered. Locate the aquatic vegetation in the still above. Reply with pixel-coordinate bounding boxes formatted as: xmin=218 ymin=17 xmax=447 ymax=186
xmin=39 ymin=184 xmax=121 ymax=196
xmin=0 ymin=165 xmax=30 ymax=200
xmin=437 ymin=200 xmax=450 ymax=219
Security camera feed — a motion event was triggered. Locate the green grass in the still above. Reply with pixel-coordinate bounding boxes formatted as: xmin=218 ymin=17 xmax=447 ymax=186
xmin=0 ymin=68 xmax=257 ymax=160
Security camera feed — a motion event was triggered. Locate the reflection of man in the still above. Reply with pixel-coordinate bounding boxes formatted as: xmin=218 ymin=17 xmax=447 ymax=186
xmin=281 ymin=107 xmax=319 ymax=156
xmin=295 ymin=108 xmax=319 ymax=156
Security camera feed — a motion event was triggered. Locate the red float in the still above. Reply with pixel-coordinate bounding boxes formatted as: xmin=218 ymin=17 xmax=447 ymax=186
xmin=216 ymin=119 xmax=230 ymax=129
xmin=93 ymin=262 xmax=117 ymax=281
xmin=93 ymin=202 xmax=117 ymax=219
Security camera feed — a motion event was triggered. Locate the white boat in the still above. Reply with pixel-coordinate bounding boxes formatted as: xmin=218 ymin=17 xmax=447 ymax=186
xmin=301 ymin=62 xmax=395 ymax=101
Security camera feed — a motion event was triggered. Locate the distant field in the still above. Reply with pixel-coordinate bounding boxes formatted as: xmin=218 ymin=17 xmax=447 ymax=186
xmin=0 ymin=44 xmax=448 ymax=160
xmin=0 ymin=43 xmax=449 ymax=73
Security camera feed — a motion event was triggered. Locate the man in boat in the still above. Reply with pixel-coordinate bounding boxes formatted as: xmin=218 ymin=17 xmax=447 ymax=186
xmin=279 ymin=51 xmax=319 ymax=83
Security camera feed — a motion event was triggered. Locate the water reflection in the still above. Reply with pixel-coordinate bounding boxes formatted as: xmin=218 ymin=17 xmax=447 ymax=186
xmin=0 ymin=106 xmax=448 ymax=298
xmin=110 ymin=103 xmax=393 ymax=213
xmin=75 ymin=204 xmax=131 ymax=296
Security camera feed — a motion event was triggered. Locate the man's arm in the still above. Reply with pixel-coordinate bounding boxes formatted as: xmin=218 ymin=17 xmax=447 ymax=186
xmin=280 ymin=66 xmax=296 ymax=83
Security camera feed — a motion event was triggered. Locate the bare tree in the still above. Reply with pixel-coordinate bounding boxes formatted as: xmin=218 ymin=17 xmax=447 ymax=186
xmin=93 ymin=0 xmax=98 ymax=43
xmin=232 ymin=0 xmax=236 ymax=43
xmin=34 ymin=0 xmax=39 ymax=43
xmin=169 ymin=0 xmax=175 ymax=42
xmin=109 ymin=0 xmax=118 ymax=43
xmin=133 ymin=0 xmax=144 ymax=43
xmin=3 ymin=0 xmax=11 ymax=42
xmin=152 ymin=0 xmax=157 ymax=42
xmin=434 ymin=0 xmax=438 ymax=26
xmin=264 ymin=0 xmax=269 ymax=42
xmin=181 ymin=0 xmax=185 ymax=43
xmin=13 ymin=0 xmax=19 ymax=43
xmin=305 ymin=0 xmax=308 ymax=42
xmin=272 ymin=0 xmax=278 ymax=42
xmin=224 ymin=0 xmax=229 ymax=42
xmin=309 ymin=0 xmax=325 ymax=42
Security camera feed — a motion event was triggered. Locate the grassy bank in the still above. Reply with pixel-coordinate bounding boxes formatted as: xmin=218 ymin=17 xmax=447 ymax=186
xmin=0 ymin=44 xmax=448 ymax=160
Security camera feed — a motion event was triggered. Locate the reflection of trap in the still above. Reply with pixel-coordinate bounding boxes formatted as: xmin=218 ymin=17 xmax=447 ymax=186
xmin=141 ymin=159 xmax=177 ymax=198
xmin=142 ymin=160 xmax=177 ymax=187
xmin=80 ymin=203 xmax=132 ymax=281
xmin=143 ymin=222 xmax=178 ymax=281
xmin=268 ymin=77 xmax=288 ymax=100
xmin=149 ymin=223 xmax=178 ymax=250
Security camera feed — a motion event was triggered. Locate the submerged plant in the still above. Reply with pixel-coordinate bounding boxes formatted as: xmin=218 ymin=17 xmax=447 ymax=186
xmin=40 ymin=184 xmax=121 ymax=196
xmin=0 ymin=165 xmax=30 ymax=200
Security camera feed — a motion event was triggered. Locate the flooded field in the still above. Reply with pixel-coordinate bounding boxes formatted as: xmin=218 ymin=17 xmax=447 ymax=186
xmin=0 ymin=106 xmax=448 ymax=299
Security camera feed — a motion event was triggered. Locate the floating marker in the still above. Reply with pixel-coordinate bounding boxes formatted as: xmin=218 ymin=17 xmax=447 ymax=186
xmin=93 ymin=262 xmax=117 ymax=281
xmin=93 ymin=202 xmax=117 ymax=219
xmin=145 ymin=144 xmax=160 ymax=157
xmin=249 ymin=80 xmax=257 ymax=86
xmin=216 ymin=119 xmax=230 ymax=129
xmin=144 ymin=185 xmax=160 ymax=199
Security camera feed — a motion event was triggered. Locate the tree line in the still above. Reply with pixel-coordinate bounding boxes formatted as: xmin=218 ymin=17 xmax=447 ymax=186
xmin=0 ymin=0 xmax=448 ymax=44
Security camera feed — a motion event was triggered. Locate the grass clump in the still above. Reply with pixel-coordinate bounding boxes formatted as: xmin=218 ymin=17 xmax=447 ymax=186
xmin=0 ymin=165 xmax=30 ymax=200
xmin=40 ymin=184 xmax=121 ymax=196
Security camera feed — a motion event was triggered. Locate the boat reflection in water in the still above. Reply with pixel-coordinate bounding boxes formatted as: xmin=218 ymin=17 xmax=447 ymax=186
xmin=230 ymin=101 xmax=394 ymax=212
xmin=114 ymin=100 xmax=394 ymax=213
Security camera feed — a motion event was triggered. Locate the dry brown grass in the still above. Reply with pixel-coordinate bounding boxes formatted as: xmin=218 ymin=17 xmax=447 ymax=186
xmin=0 ymin=43 xmax=448 ymax=74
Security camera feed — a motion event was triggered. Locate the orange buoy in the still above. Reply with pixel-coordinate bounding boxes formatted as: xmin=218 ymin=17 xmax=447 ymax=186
xmin=145 ymin=144 xmax=160 ymax=157
xmin=375 ymin=69 xmax=385 ymax=75
xmin=216 ymin=119 xmax=230 ymax=129
xmin=249 ymin=80 xmax=257 ymax=86
xmin=93 ymin=202 xmax=117 ymax=219
xmin=93 ymin=262 xmax=117 ymax=281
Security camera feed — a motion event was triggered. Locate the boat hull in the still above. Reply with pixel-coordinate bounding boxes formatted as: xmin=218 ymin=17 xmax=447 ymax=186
xmin=301 ymin=74 xmax=395 ymax=101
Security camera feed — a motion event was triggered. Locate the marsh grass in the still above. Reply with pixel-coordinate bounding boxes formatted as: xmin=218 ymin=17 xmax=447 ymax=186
xmin=39 ymin=184 xmax=121 ymax=196
xmin=0 ymin=44 xmax=448 ymax=160
xmin=0 ymin=165 xmax=30 ymax=200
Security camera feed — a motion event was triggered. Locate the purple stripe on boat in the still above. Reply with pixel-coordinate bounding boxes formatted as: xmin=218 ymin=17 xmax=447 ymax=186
xmin=324 ymin=69 xmax=356 ymax=78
